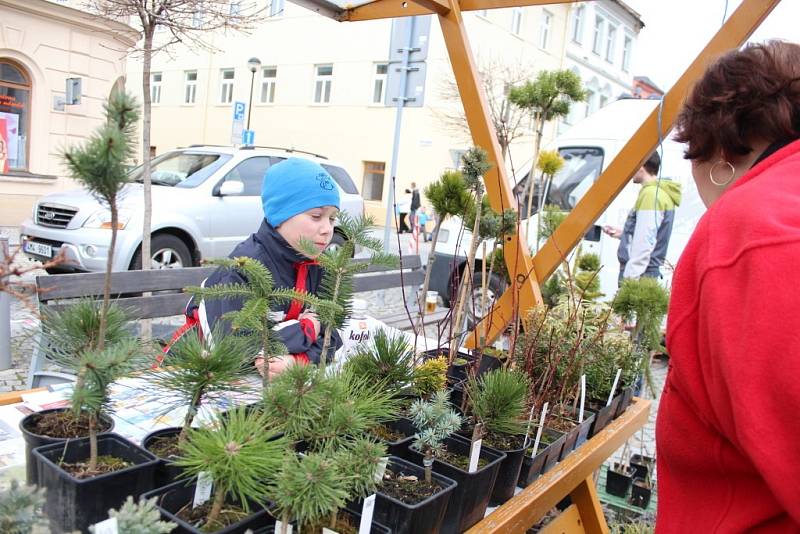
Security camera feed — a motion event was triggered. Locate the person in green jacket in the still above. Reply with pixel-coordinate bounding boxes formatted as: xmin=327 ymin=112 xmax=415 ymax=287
xmin=603 ymin=151 xmax=682 ymax=283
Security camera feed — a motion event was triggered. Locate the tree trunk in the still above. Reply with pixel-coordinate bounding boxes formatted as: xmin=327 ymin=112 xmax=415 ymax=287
xmin=140 ymin=30 xmax=154 ymax=340
xmin=319 ymin=270 xmax=343 ymax=367
xmin=414 ymin=219 xmax=443 ymax=336
xmin=88 ymin=414 xmax=98 ymax=472
xmin=97 ymin=200 xmax=118 ymax=351
xmin=179 ymin=388 xmax=204 ymax=444
xmin=525 ymin=114 xmax=541 ymax=227
xmin=207 ymin=487 xmax=226 ymax=527
xmin=449 ymin=202 xmax=483 ymax=364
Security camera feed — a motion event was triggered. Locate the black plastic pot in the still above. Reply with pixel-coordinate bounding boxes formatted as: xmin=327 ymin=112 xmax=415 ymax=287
xmin=447 ymin=361 xmax=469 ymax=383
xmin=476 ymin=352 xmax=504 ymax=376
xmin=486 ymin=434 xmax=526 ymax=506
xmin=614 ymin=386 xmax=634 ymax=418
xmin=370 ymin=456 xmax=457 ymax=534
xmin=33 ymin=432 xmax=158 ymax=533
xmin=375 ymin=418 xmax=417 ymax=459
xmin=630 ymin=478 xmax=652 ymax=509
xmin=630 ymin=454 xmax=655 ymax=480
xmin=517 ymin=428 xmax=565 ymax=487
xmin=142 ymin=426 xmax=184 ymax=489
xmin=554 ymin=410 xmax=595 ymax=461
xmin=587 ymin=396 xmax=620 ymax=437
xmin=20 ymin=408 xmax=114 ymax=485
xmin=448 ymin=381 xmax=466 ymax=413
xmin=407 ymin=433 xmax=505 ymax=534
xmin=605 ymin=463 xmax=635 ymax=498
xmin=144 ymin=479 xmax=274 ymax=534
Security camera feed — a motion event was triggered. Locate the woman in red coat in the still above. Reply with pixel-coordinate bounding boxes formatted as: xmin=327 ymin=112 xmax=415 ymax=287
xmin=657 ymin=41 xmax=800 ymax=532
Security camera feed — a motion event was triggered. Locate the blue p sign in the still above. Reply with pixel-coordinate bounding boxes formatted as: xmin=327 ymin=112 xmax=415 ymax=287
xmin=233 ymin=101 xmax=246 ymax=121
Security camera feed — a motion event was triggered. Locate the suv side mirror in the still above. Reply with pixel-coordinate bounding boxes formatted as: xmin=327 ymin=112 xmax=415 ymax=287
xmin=218 ymin=180 xmax=244 ymax=196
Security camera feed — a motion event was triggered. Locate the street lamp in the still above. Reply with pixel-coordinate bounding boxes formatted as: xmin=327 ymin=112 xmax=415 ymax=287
xmin=246 ymin=57 xmax=261 ymax=133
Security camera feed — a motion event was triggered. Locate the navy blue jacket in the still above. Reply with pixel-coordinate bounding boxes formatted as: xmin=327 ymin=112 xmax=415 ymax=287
xmin=188 ymin=220 xmax=342 ymax=364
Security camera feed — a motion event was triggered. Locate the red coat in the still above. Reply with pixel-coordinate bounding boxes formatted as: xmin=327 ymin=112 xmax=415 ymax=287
xmin=656 ymin=140 xmax=800 ymax=533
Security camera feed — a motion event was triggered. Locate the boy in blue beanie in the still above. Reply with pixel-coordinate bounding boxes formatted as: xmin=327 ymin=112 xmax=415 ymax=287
xmin=183 ymin=157 xmax=343 ymax=377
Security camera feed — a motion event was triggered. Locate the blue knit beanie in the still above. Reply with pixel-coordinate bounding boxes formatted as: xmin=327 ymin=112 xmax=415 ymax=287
xmin=261 ymin=158 xmax=340 ymax=227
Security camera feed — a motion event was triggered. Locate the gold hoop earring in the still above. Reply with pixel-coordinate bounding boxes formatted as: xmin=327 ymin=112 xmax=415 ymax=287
xmin=709 ymin=160 xmax=735 ymax=186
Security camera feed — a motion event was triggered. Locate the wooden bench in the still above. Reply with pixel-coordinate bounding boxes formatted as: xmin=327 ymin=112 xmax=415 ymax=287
xmin=27 ymin=254 xmax=449 ymax=388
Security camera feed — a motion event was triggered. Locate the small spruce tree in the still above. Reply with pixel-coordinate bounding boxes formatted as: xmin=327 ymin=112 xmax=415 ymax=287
xmin=409 ymin=391 xmax=463 ymax=483
xmin=0 ymin=480 xmax=49 ymax=534
xmin=90 ymin=497 xmax=175 ymax=534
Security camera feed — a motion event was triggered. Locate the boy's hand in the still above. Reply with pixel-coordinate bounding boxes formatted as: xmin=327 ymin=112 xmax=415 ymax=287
xmin=255 ymin=355 xmax=295 ymax=378
xmin=299 ymin=311 xmax=320 ymax=336
xmin=603 ymin=225 xmax=622 ymax=239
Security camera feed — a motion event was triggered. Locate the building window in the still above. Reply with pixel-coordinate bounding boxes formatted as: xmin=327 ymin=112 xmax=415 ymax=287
xmin=510 ymin=7 xmax=522 ymax=35
xmin=0 ymin=60 xmax=30 ymax=172
xmin=269 ymin=0 xmax=285 ymax=17
xmin=571 ymin=5 xmax=585 ymax=43
xmin=605 ymin=24 xmax=617 ymax=63
xmin=592 ymin=15 xmax=605 ymax=55
xmin=622 ymin=34 xmax=633 ymax=72
xmin=184 ymin=71 xmax=197 ymax=104
xmin=372 ymin=63 xmax=388 ymax=104
xmin=150 ymin=72 xmax=162 ymax=104
xmin=229 ymin=1 xmax=241 ymax=16
xmin=220 ymin=68 xmax=234 ymax=104
xmin=192 ymin=11 xmax=203 ymax=28
xmin=313 ymin=64 xmax=333 ymax=104
xmin=362 ymin=161 xmax=385 ymax=201
xmin=260 ymin=66 xmax=277 ymax=103
xmin=539 ymin=10 xmax=552 ymax=49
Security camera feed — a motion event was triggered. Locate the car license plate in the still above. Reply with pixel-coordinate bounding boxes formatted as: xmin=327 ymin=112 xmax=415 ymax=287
xmin=23 ymin=240 xmax=53 ymax=258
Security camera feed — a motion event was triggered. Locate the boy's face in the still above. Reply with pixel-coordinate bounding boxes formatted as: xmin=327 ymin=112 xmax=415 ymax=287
xmin=277 ymin=206 xmax=339 ymax=258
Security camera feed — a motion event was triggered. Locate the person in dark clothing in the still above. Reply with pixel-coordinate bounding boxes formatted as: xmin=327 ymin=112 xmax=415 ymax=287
xmin=408 ymin=182 xmax=421 ymax=229
xmin=185 ymin=157 xmax=343 ymax=377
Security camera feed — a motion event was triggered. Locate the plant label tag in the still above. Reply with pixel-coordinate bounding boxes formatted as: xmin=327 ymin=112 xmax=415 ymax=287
xmin=193 ymin=471 xmax=213 ymax=508
xmin=322 ymin=529 xmax=339 ymax=534
xmin=275 ymin=520 xmax=294 ymax=534
xmin=358 ymin=494 xmax=377 ymax=534
xmin=468 ymin=439 xmax=482 ymax=473
xmin=92 ymin=517 xmax=119 ymax=534
xmin=374 ymin=456 xmax=389 ymax=483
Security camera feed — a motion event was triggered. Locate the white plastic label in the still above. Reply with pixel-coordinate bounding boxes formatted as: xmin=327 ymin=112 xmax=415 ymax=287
xmin=276 ymin=520 xmax=294 ymax=534
xmin=374 ymin=456 xmax=389 ymax=483
xmin=322 ymin=529 xmax=339 ymax=534
xmin=92 ymin=517 xmax=119 ymax=534
xmin=468 ymin=439 xmax=482 ymax=473
xmin=193 ymin=472 xmax=213 ymax=508
xmin=359 ymin=494 xmax=377 ymax=534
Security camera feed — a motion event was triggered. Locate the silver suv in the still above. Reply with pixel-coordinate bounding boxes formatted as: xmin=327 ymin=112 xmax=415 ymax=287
xmin=19 ymin=145 xmax=365 ymax=273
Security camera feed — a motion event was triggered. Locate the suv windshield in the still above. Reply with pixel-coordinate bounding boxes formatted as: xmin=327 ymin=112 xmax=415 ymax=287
xmin=129 ymin=151 xmax=232 ymax=187
xmin=515 ymin=147 xmax=604 ymax=219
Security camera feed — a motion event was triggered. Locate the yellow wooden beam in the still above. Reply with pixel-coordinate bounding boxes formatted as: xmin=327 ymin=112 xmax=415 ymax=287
xmin=570 ymin=476 xmax=609 ymax=534
xmin=467 ymin=0 xmax=781 ymax=347
xmin=467 ymin=398 xmax=651 ymax=533
xmin=532 ymin=0 xmax=781 ymax=283
xmin=437 ymin=0 xmax=543 ymax=348
xmin=345 ymin=0 xmax=584 ymax=22
xmin=410 ymin=0 xmax=450 ymax=15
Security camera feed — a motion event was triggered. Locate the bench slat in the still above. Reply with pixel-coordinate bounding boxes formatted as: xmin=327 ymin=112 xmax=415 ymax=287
xmin=353 ymin=271 xmax=424 ymax=292
xmin=46 ymin=293 xmax=191 ymax=320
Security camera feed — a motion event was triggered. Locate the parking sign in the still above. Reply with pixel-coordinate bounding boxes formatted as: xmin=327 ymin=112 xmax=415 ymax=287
xmin=233 ymin=101 xmax=246 ymax=121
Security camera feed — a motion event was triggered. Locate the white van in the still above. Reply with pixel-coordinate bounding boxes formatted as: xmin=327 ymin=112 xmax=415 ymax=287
xmin=427 ymin=98 xmax=705 ymax=316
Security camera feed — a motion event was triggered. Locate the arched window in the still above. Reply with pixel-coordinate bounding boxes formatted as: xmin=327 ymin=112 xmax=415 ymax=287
xmin=0 ymin=60 xmax=31 ymax=172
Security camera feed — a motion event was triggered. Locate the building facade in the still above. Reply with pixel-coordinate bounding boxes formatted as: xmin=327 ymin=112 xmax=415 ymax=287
xmin=127 ymin=1 xmax=574 ymax=222
xmin=561 ymin=0 xmax=643 ymax=132
xmin=0 ymin=0 xmax=137 ymax=227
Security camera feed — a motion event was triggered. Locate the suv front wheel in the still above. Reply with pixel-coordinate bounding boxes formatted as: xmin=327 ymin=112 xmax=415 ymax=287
xmin=130 ymin=234 xmax=193 ymax=270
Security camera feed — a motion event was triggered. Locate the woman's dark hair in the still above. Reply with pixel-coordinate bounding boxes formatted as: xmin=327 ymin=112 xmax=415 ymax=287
xmin=674 ymin=40 xmax=800 ymax=162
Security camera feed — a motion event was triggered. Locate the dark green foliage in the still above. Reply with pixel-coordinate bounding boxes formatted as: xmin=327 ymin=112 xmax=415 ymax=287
xmin=539 ymin=204 xmax=567 ymax=241
xmin=273 ymin=453 xmax=350 ymax=528
xmin=343 ymin=328 xmax=415 ymax=397
xmin=464 ymin=197 xmax=518 ymax=243
xmin=466 ymin=368 xmax=530 ymax=436
xmin=148 ymin=329 xmax=257 ymax=439
xmin=63 ymin=91 xmax=139 ymax=206
xmin=578 ymin=253 xmax=601 ymax=272
xmin=262 ymin=364 xmax=398 ymax=451
xmin=175 ymin=407 xmax=288 ymax=514
xmin=508 ymin=70 xmax=586 ymax=124
xmin=612 ymin=278 xmax=669 ymax=352
xmin=424 ymin=170 xmax=473 ymax=220
xmin=460 ymin=146 xmax=492 ymax=194
xmin=583 ymin=333 xmax=639 ymax=401
xmin=0 ymin=480 xmax=48 ymax=534
xmin=91 ymin=497 xmax=175 ymax=534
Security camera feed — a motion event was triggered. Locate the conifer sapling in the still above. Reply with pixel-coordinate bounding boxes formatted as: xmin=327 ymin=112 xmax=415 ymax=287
xmin=0 ymin=480 xmax=49 ymax=534
xmin=409 ymin=391 xmax=463 ymax=483
xmin=90 ymin=497 xmax=175 ymax=534
xmin=344 ymin=328 xmax=415 ymax=398
xmin=466 ymin=368 xmax=530 ymax=442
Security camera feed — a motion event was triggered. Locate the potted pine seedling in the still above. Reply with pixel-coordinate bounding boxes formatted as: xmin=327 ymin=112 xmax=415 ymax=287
xmin=345 ymin=329 xmax=418 ymax=456
xmin=142 ymin=329 xmax=258 ymax=487
xmin=21 ymin=90 xmax=140 ymax=485
xmin=605 ymin=441 xmax=636 ymax=498
xmin=464 ymin=368 xmax=530 ymax=505
xmin=296 ymin=213 xmax=398 ymax=367
xmin=146 ymin=407 xmax=289 ymax=533
xmin=370 ymin=391 xmax=459 ymax=534
xmin=412 ymin=356 xmax=447 ymax=400
xmin=187 ymin=256 xmax=338 ymax=388
xmin=405 ymin=391 xmax=505 ymax=534
xmin=33 ymin=338 xmax=158 ymax=533
xmin=20 ymin=299 xmax=130 ymax=484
